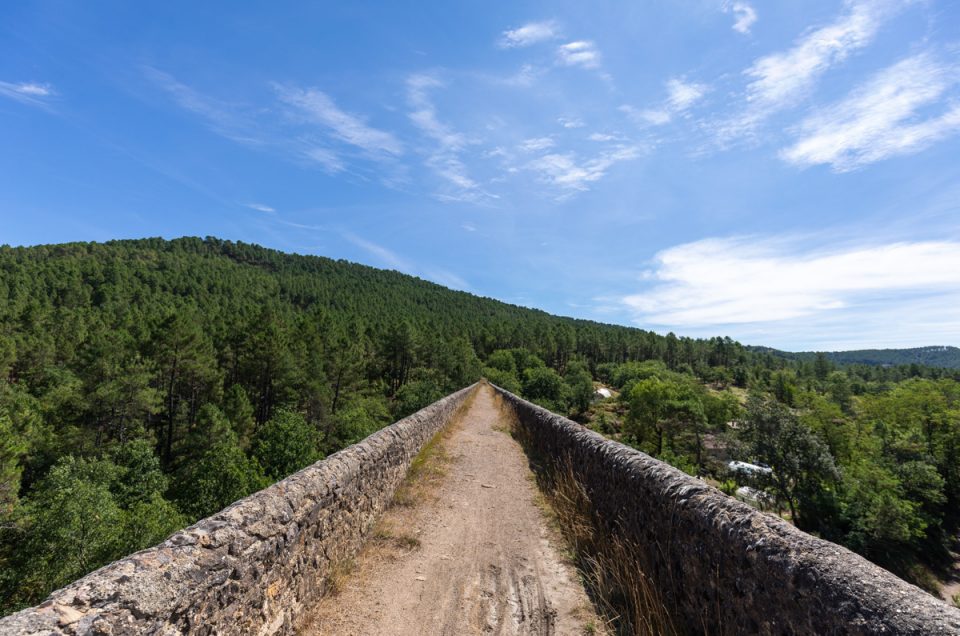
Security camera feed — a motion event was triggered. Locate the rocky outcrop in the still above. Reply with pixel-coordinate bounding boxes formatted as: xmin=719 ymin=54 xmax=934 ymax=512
xmin=493 ymin=384 xmax=960 ymax=636
xmin=0 ymin=384 xmax=477 ymax=636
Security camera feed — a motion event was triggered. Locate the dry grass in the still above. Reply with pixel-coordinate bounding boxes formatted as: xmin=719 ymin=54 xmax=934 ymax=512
xmin=497 ymin=395 xmax=679 ymax=636
xmin=370 ymin=520 xmax=422 ymax=552
xmin=299 ymin=387 xmax=480 ymax=633
xmin=545 ymin=459 xmax=678 ymax=636
xmin=324 ymin=558 xmax=355 ymax=598
xmin=392 ymin=387 xmax=477 ymax=508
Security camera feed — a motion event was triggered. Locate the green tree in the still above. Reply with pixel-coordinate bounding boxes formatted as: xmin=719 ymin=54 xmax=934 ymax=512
xmin=326 ymin=395 xmax=391 ymax=452
xmin=522 ymin=366 xmax=566 ymax=410
xmin=486 ymin=349 xmax=518 ymax=375
xmin=222 ymin=384 xmax=255 ymax=448
xmin=393 ymin=369 xmax=446 ymax=419
xmin=109 ymin=438 xmax=169 ymax=507
xmin=827 ymin=372 xmax=853 ymax=414
xmin=626 ymin=377 xmax=704 ymax=460
xmin=742 ymin=396 xmax=838 ymax=526
xmin=174 ymin=405 xmax=265 ymax=519
xmin=381 ymin=322 xmax=417 ymax=395
xmin=771 ymin=371 xmax=796 ymax=406
xmin=564 ymin=360 xmax=595 ymax=414
xmin=251 ymin=410 xmax=321 ymax=482
xmin=0 ymin=414 xmax=26 ymax=517
xmin=17 ymin=457 xmax=123 ymax=601
xmin=241 ymin=307 xmax=298 ymax=425
xmin=840 ymin=460 xmax=927 ymax=568
xmin=814 ymin=352 xmax=832 ymax=382
xmin=482 ymin=366 xmax=521 ymax=394
xmin=151 ymin=312 xmax=222 ymax=466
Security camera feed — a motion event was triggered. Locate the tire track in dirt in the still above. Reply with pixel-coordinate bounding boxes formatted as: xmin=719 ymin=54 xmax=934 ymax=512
xmin=301 ymin=385 xmax=603 ymax=635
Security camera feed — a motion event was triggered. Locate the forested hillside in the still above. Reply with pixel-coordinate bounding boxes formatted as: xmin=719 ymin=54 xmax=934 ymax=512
xmin=0 ymin=236 xmax=749 ymax=612
xmin=1 ymin=237 xmax=958 ymax=612
xmin=759 ymin=346 xmax=960 ymax=370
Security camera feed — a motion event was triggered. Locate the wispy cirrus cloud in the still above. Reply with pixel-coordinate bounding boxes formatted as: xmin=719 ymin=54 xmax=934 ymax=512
xmin=0 ymin=81 xmax=56 ymax=106
xmin=407 ymin=75 xmax=467 ymax=151
xmin=781 ymin=53 xmax=960 ymax=171
xmin=343 ymin=232 xmax=413 ymax=271
xmin=407 ymin=73 xmax=489 ymax=201
xmin=622 ymin=78 xmax=708 ymax=126
xmin=243 ymin=202 xmax=276 ymax=214
xmin=147 ymin=68 xmax=391 ymax=175
xmin=621 ymin=235 xmax=960 ymax=348
xmin=274 ymin=85 xmax=403 ymax=156
xmin=494 ymin=64 xmax=543 ymax=88
xmin=343 ymin=232 xmax=471 ymax=289
xmin=717 ymin=0 xmax=908 ymax=142
xmin=145 ymin=67 xmax=275 ymax=152
xmin=498 ymin=20 xmax=560 ymax=49
xmin=525 ymin=145 xmax=641 ymax=194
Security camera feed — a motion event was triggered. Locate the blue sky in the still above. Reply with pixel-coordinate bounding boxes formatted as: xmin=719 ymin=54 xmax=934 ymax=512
xmin=2 ymin=1 xmax=960 ymax=351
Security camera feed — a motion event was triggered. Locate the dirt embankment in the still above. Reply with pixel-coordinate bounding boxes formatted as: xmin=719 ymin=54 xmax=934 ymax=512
xmin=301 ymin=385 xmax=603 ymax=635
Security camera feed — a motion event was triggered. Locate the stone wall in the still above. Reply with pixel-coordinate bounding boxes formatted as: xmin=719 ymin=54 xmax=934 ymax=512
xmin=0 ymin=384 xmax=477 ymax=636
xmin=492 ymin=384 xmax=960 ymax=636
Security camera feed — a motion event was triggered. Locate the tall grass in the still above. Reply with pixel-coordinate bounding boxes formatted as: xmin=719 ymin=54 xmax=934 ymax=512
xmin=495 ymin=392 xmax=680 ymax=636
xmin=543 ymin=457 xmax=678 ymax=636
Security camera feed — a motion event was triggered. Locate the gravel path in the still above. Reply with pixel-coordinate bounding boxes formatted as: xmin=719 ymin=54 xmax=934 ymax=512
xmin=301 ymin=385 xmax=602 ymax=635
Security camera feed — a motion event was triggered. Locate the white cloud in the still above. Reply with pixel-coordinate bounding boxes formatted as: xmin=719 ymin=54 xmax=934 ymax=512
xmin=666 ymin=79 xmax=707 ymax=111
xmin=407 ymin=75 xmax=466 ymax=150
xmin=0 ymin=81 xmax=56 ymax=106
xmin=243 ymin=202 xmax=276 ymax=214
xmin=621 ymin=236 xmax=960 ymax=348
xmin=343 ymin=233 xmax=470 ymax=290
xmin=526 ymin=145 xmax=641 ymax=192
xmin=343 ymin=233 xmax=413 ymax=272
xmin=146 ymin=67 xmax=268 ymax=147
xmin=303 ymin=147 xmax=346 ymax=172
xmin=424 ymin=268 xmax=471 ymax=290
xmin=621 ymin=105 xmax=672 ymax=126
xmin=518 ymin=137 xmax=556 ymax=152
xmin=497 ymin=64 xmax=542 ymax=87
xmin=725 ymin=2 xmax=757 ymax=34
xmin=719 ymin=0 xmax=907 ymax=140
xmin=499 ymin=20 xmax=560 ymax=48
xmin=558 ymin=117 xmax=585 ymax=129
xmin=621 ymin=78 xmax=707 ymax=127
xmin=557 ymin=41 xmax=601 ymax=70
xmin=407 ymin=74 xmax=488 ymax=200
xmin=274 ymin=85 xmax=402 ymax=156
xmin=588 ymin=133 xmax=618 ymax=142
xmin=781 ymin=53 xmax=960 ymax=171
xmin=428 ymin=155 xmax=479 ymax=190
xmin=149 ymin=68 xmax=412 ymax=180
xmin=461 ymin=223 xmax=477 ymax=232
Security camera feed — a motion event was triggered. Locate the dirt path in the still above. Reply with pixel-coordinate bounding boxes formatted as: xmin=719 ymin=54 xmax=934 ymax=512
xmin=301 ymin=385 xmax=602 ymax=635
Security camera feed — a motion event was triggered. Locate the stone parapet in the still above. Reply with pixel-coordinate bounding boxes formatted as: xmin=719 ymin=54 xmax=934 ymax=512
xmin=0 ymin=384 xmax=477 ymax=636
xmin=492 ymin=384 xmax=960 ymax=635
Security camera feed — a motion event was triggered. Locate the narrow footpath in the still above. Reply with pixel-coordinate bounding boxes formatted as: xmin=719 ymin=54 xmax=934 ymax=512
xmin=301 ymin=385 xmax=602 ymax=635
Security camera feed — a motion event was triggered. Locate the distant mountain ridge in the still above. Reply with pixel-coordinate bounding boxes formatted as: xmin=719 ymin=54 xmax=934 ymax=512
xmin=750 ymin=345 xmax=960 ymax=369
